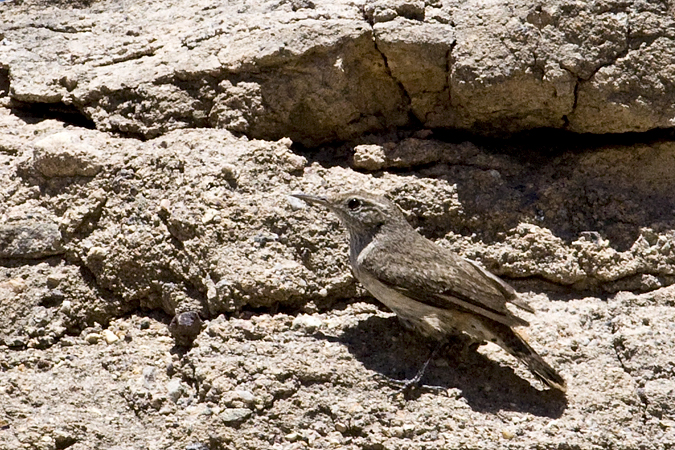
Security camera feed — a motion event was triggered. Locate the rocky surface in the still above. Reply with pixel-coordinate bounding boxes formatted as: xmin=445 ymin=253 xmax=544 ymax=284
xmin=4 ymin=0 xmax=675 ymax=144
xmin=1 ymin=0 xmax=675 ymax=449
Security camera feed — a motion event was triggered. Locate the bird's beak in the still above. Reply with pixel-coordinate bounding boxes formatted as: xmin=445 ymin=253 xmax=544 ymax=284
xmin=290 ymin=192 xmax=329 ymax=206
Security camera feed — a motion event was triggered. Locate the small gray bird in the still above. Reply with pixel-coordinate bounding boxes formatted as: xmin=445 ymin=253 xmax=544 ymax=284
xmin=292 ymin=190 xmax=566 ymax=392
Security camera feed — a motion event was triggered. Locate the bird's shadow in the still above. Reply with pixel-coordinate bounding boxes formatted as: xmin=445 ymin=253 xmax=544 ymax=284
xmin=315 ymin=314 xmax=567 ymax=418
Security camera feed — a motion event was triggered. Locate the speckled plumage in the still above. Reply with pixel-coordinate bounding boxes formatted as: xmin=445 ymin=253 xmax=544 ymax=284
xmin=292 ymin=190 xmax=566 ymax=392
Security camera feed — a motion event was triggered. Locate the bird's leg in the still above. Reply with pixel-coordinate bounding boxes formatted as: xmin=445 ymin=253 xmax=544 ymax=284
xmin=379 ymin=340 xmax=448 ymax=394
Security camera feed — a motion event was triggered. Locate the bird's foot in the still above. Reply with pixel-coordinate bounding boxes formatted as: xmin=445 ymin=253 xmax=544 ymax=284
xmin=376 ymin=374 xmax=446 ymax=398
xmin=379 ymin=341 xmax=449 ymax=397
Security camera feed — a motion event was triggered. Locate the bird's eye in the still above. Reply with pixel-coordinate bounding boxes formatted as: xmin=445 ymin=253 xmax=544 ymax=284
xmin=347 ymin=198 xmax=362 ymax=210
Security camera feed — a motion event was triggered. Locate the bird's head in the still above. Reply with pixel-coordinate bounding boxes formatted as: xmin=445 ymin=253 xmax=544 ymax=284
xmin=291 ymin=191 xmax=409 ymax=236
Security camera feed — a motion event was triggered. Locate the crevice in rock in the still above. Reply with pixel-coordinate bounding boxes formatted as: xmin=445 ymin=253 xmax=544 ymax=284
xmin=9 ymin=100 xmax=96 ymax=129
xmin=90 ymin=45 xmax=160 ymax=68
xmin=0 ymin=253 xmax=68 ymax=265
xmin=73 ymin=202 xmax=107 ymax=241
xmin=361 ymin=4 xmax=375 ymax=26
xmin=445 ymin=45 xmax=454 ymax=105
xmin=416 ymin=126 xmax=675 ymax=160
xmin=368 ymin=31 xmax=416 ymax=126
xmin=27 ymin=23 xmax=93 ymax=34
xmin=562 ymin=78 xmax=580 ymax=127
xmin=14 ymin=0 xmax=96 ymax=9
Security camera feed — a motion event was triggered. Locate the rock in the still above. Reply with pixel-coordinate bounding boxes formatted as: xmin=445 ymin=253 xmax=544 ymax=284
xmin=6 ymin=0 xmax=675 ymax=141
xmin=168 ymin=311 xmax=203 ymax=347
xmin=501 ymin=429 xmax=515 ymax=439
xmin=352 ymin=144 xmax=387 ymax=170
xmin=0 ymin=221 xmax=64 ymax=259
xmin=59 ymin=300 xmax=72 ymax=316
xmin=352 ymin=139 xmax=447 ymax=170
xmin=184 ymin=444 xmax=208 ymax=450
xmin=166 ymin=379 xmax=183 ymax=403
xmin=85 ymin=333 xmax=101 ymax=344
xmin=219 ymin=408 xmax=252 ymax=425
xmin=233 ymin=390 xmax=255 ymax=404
xmin=0 ymin=1 xmax=674 ymax=449
xmin=102 ymin=329 xmax=119 ymax=344
xmin=292 ymin=314 xmax=323 ymax=332
xmin=31 ymin=131 xmax=103 ymax=177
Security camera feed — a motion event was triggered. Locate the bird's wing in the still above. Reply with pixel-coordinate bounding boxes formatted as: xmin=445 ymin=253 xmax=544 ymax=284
xmin=463 ymin=258 xmax=534 ymax=313
xmin=360 ymin=237 xmax=530 ymax=327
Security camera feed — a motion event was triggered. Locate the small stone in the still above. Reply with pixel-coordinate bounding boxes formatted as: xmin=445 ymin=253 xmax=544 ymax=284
xmin=0 ymin=278 xmax=26 ymax=293
xmin=234 ymin=390 xmax=255 ymax=404
xmin=287 ymin=195 xmax=308 ymax=211
xmin=220 ymin=408 xmax=251 ymax=425
xmin=185 ymin=443 xmax=209 ymax=450
xmin=501 ymin=429 xmax=515 ymax=439
xmin=140 ymin=318 xmax=151 ymax=330
xmin=278 ymin=137 xmax=293 ymax=148
xmin=102 ymin=329 xmax=119 ymax=344
xmin=159 ymin=404 xmax=176 ymax=415
xmin=85 ymin=246 xmax=108 ymax=268
xmin=85 ymin=333 xmax=101 ymax=344
xmin=167 ymin=379 xmax=183 ymax=403
xmin=352 ymin=144 xmax=386 ymax=170
xmin=46 ymin=273 xmax=65 ymax=288
xmin=391 ymin=426 xmax=404 ymax=438
xmin=292 ymin=314 xmax=322 ymax=332
xmin=285 ymin=432 xmax=301 ymax=442
xmin=220 ymin=163 xmax=238 ymax=181
xmin=168 ymin=311 xmax=203 ymax=347
xmin=201 ymin=209 xmax=220 ymax=224
xmin=32 ymin=131 xmax=102 ymax=177
xmin=334 ymin=422 xmax=348 ymax=433
xmin=199 ymin=407 xmax=214 ymax=416
xmin=59 ymin=300 xmax=72 ymax=315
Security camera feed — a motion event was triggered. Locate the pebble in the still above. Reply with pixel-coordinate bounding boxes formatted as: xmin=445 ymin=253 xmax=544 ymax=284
xmin=234 ymin=390 xmax=255 ymax=404
xmin=168 ymin=311 xmax=203 ymax=347
xmin=219 ymin=408 xmax=251 ymax=424
xmin=46 ymin=273 xmax=64 ymax=288
xmin=292 ymin=314 xmax=322 ymax=332
xmin=103 ymin=329 xmax=119 ymax=344
xmin=286 ymin=195 xmax=307 ymax=211
xmin=285 ymin=432 xmax=301 ymax=442
xmin=334 ymin=422 xmax=348 ymax=433
xmin=501 ymin=429 xmax=515 ymax=439
xmin=185 ymin=443 xmax=209 ymax=450
xmin=167 ymin=379 xmax=183 ymax=403
xmin=59 ymin=300 xmax=72 ymax=315
xmin=85 ymin=333 xmax=101 ymax=344
xmin=402 ymin=423 xmax=415 ymax=433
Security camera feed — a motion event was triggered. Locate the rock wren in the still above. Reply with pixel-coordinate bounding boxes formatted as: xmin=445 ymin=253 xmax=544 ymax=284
xmin=292 ymin=190 xmax=566 ymax=392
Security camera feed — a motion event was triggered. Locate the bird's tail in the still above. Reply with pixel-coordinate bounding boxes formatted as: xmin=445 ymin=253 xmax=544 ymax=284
xmin=493 ymin=323 xmax=567 ymax=392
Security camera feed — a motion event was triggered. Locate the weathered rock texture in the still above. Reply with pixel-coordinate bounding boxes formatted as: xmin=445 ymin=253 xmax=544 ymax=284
xmin=1 ymin=0 xmax=675 ymax=449
xmin=4 ymin=0 xmax=675 ymax=145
